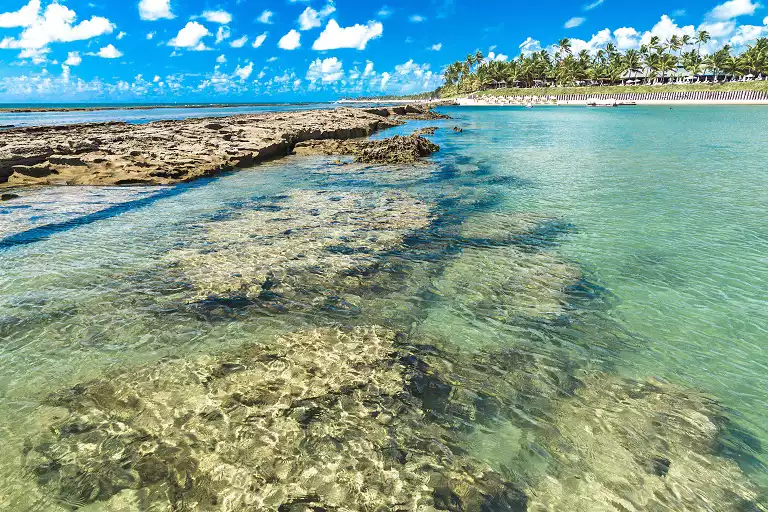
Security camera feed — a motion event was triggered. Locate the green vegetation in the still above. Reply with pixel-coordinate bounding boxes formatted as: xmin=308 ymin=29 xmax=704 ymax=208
xmin=437 ymin=33 xmax=768 ymax=97
xmin=468 ymin=80 xmax=768 ymax=98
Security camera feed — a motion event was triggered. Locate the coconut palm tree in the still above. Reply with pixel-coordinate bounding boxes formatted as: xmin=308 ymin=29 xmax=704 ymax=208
xmin=623 ymin=49 xmax=642 ymax=82
xmin=696 ymin=30 xmax=711 ymax=59
xmin=658 ymin=53 xmax=678 ymax=83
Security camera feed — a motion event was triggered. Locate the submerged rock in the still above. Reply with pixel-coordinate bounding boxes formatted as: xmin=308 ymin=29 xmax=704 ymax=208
xmin=167 ymin=189 xmax=433 ymax=306
xmin=1 ymin=192 xmax=20 ymax=201
xmin=24 ymin=326 xmax=527 ymax=511
xmin=293 ymin=134 xmax=440 ymax=164
xmin=528 ymin=373 xmax=764 ymax=512
xmin=430 ymin=245 xmax=581 ymax=321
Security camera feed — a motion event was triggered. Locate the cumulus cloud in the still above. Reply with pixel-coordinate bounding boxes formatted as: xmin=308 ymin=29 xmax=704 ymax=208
xmin=200 ymin=10 xmax=232 ymax=25
xmin=565 ymin=17 xmax=585 ymax=29
xmin=306 ymin=56 xmax=344 ymax=83
xmin=613 ymin=27 xmax=640 ymax=49
xmin=64 ymin=50 xmax=81 ymax=65
xmin=234 ymin=61 xmax=253 ymax=80
xmin=409 ymin=14 xmax=426 ymax=23
xmin=708 ymin=0 xmax=760 ymax=21
xmin=0 ymin=1 xmax=115 ymax=50
xmin=139 ymin=0 xmax=174 ymax=21
xmin=18 ymin=46 xmax=48 ymax=64
xmin=430 ymin=43 xmax=442 ymax=51
xmin=312 ymin=19 xmax=383 ymax=50
xmin=519 ymin=36 xmax=542 ymax=55
xmin=216 ymin=54 xmax=226 ymax=63
xmin=486 ymin=51 xmax=508 ymax=62
xmin=252 ymin=33 xmax=267 ymax=48
xmin=298 ymin=2 xmax=336 ymax=31
xmin=378 ymin=6 xmax=393 ymax=18
xmin=380 ymin=71 xmax=390 ymax=89
xmin=278 ymin=29 xmax=301 ymax=50
xmin=168 ymin=21 xmax=211 ymax=50
xmin=0 ymin=0 xmax=39 ymax=28
xmin=93 ymin=44 xmax=123 ymax=59
xmin=258 ymin=10 xmax=274 ymax=24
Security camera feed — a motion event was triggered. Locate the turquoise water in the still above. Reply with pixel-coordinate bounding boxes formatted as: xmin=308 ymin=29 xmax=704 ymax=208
xmin=0 ymin=106 xmax=766 ymax=510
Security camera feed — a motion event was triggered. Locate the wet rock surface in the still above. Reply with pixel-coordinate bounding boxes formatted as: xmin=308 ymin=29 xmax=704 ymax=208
xmin=293 ymin=134 xmax=440 ymax=164
xmin=0 ymin=105 xmax=445 ymax=187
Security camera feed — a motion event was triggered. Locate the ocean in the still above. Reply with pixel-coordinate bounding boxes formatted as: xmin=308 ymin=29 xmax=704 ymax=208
xmin=0 ymin=105 xmax=766 ymax=510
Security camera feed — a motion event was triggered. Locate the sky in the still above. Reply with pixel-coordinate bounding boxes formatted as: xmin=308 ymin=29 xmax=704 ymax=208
xmin=0 ymin=0 xmax=766 ymax=102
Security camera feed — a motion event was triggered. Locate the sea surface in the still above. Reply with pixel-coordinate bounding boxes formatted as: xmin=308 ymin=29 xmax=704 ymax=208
xmin=0 ymin=102 xmax=342 ymax=127
xmin=0 ymin=106 xmax=766 ymax=510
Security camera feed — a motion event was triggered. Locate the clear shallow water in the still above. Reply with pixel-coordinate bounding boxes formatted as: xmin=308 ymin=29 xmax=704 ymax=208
xmin=0 ymin=107 xmax=767 ymax=510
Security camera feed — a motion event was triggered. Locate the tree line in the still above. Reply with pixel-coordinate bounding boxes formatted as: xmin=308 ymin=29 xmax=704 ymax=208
xmin=440 ymin=33 xmax=768 ymax=94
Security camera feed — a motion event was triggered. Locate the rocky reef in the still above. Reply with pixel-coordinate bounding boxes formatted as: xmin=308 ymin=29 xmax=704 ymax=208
xmin=293 ymin=134 xmax=440 ymax=164
xmin=22 ymin=324 xmax=764 ymax=511
xmin=166 ymin=189 xmax=434 ymax=310
xmin=0 ymin=105 xmax=446 ymax=187
xmin=24 ymin=326 xmax=528 ymax=511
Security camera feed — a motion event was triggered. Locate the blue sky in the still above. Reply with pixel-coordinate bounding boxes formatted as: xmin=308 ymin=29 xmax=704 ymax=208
xmin=0 ymin=0 xmax=766 ymax=102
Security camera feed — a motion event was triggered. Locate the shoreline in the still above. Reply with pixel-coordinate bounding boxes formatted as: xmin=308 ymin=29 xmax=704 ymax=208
xmin=0 ymin=105 xmax=445 ymax=189
xmin=458 ymin=98 xmax=768 ymax=106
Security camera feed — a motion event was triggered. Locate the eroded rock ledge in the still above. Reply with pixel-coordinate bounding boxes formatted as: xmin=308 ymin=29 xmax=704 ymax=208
xmin=293 ymin=133 xmax=440 ymax=164
xmin=0 ymin=105 xmax=446 ymax=187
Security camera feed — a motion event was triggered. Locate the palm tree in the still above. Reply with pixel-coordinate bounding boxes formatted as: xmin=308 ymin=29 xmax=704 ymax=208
xmin=623 ymin=49 xmax=642 ymax=82
xmin=658 ymin=53 xmax=677 ymax=83
xmin=696 ymin=30 xmax=711 ymax=63
xmin=557 ymin=38 xmax=572 ymax=57
xmin=475 ymin=50 xmax=485 ymax=65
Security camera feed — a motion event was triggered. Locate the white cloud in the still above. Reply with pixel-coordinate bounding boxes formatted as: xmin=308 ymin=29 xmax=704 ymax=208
xmin=18 ymin=46 xmax=48 ymax=64
xmin=0 ymin=0 xmax=39 ymax=28
xmin=584 ymin=0 xmax=605 ymax=10
xmin=306 ymin=56 xmax=344 ymax=83
xmin=168 ymin=21 xmax=211 ymax=50
xmin=299 ymin=2 xmax=336 ymax=30
xmin=64 ymin=50 xmax=81 ymax=65
xmin=201 ymin=10 xmax=232 ymax=25
xmin=216 ymin=26 xmax=230 ymax=44
xmin=139 ymin=0 xmax=174 ymax=21
xmin=640 ymin=15 xmax=695 ymax=46
xmin=278 ymin=29 xmax=301 ymax=50
xmin=698 ymin=20 xmax=737 ymax=38
xmin=569 ymin=28 xmax=612 ymax=54
xmin=364 ymin=60 xmax=375 ymax=76
xmin=216 ymin=54 xmax=226 ymax=63
xmin=258 ymin=10 xmax=274 ymax=24
xmin=729 ymin=23 xmax=766 ymax=45
xmin=708 ymin=0 xmax=760 ymax=21
xmin=764 ymin=16 xmax=768 ymax=23
xmin=409 ymin=14 xmax=426 ymax=23
xmin=0 ymin=2 xmax=115 ymax=50
xmin=565 ymin=17 xmax=586 ymax=29
xmin=230 ymin=35 xmax=248 ymax=48
xmin=252 ymin=33 xmax=267 ymax=48
xmin=380 ymin=71 xmax=390 ymax=89
xmin=146 ymin=31 xmax=155 ymax=40
xmin=613 ymin=26 xmax=640 ymax=49
xmin=117 ymin=31 xmax=126 ymax=40
xmin=234 ymin=61 xmax=253 ymax=80
xmin=430 ymin=43 xmax=442 ymax=51
xmin=312 ymin=19 xmax=383 ymax=50
xmin=486 ymin=51 xmax=508 ymax=62
xmin=519 ymin=37 xmax=541 ymax=54
xmin=378 ymin=6 xmax=393 ymax=18
xmin=93 ymin=44 xmax=122 ymax=59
